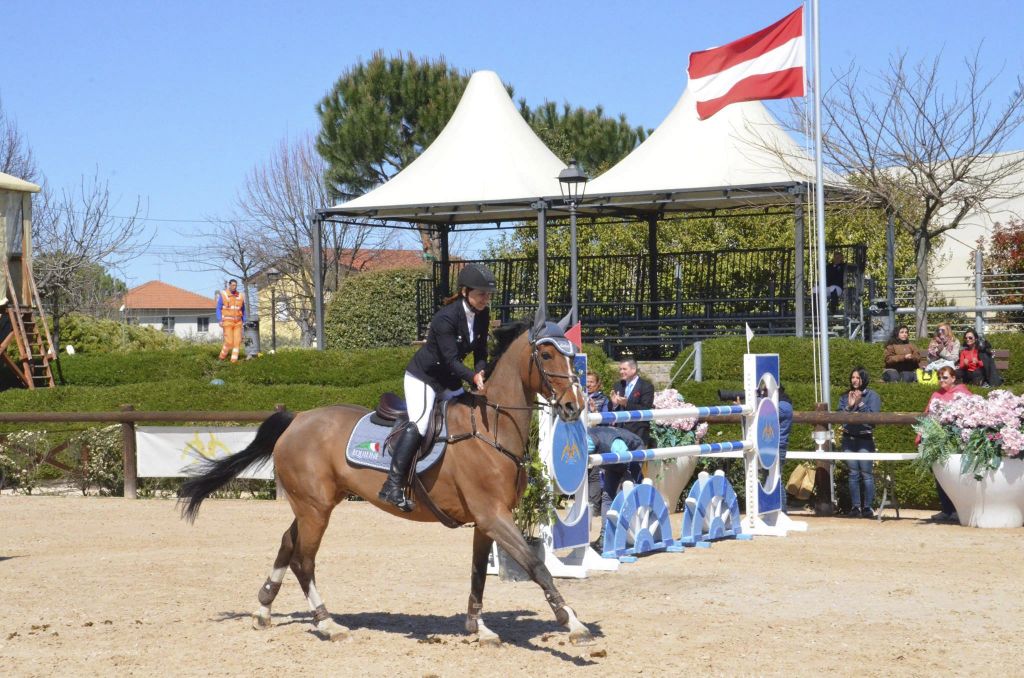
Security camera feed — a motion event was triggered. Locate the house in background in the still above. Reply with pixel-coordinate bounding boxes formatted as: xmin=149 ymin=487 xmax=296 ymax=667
xmin=122 ymin=280 xmax=222 ymax=341
xmin=251 ymin=248 xmax=429 ymax=347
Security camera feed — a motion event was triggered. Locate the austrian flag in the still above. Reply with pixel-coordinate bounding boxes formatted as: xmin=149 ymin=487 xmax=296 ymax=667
xmin=688 ymin=7 xmax=805 ymax=120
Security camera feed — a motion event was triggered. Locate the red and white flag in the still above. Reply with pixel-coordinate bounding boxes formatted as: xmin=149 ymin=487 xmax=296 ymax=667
xmin=688 ymin=7 xmax=805 ymax=120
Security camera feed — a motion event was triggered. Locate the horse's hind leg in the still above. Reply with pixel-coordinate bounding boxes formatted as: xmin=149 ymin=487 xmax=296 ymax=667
xmin=484 ymin=517 xmax=593 ymax=646
xmin=290 ymin=506 xmax=350 ymax=642
xmin=252 ymin=519 xmax=298 ymax=629
xmin=466 ymin=528 xmax=501 ymax=647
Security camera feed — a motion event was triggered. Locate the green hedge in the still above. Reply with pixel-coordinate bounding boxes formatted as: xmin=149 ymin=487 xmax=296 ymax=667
xmin=58 ymin=313 xmax=187 ymax=353
xmin=675 ymin=333 xmax=1024 ymax=388
xmin=54 ymin=346 xmax=416 ymax=388
xmin=324 ymin=266 xmax=428 ymax=350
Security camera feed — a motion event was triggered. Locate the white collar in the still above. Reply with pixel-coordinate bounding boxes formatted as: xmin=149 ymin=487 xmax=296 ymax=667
xmin=463 ymin=299 xmax=475 ymax=321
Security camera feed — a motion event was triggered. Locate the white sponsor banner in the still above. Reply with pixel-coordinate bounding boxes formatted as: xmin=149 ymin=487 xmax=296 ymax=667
xmin=136 ymin=426 xmax=272 ymax=479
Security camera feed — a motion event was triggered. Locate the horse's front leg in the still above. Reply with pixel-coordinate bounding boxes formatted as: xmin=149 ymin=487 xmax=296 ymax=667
xmin=466 ymin=527 xmax=501 ymax=646
xmin=483 ymin=517 xmax=593 ymax=646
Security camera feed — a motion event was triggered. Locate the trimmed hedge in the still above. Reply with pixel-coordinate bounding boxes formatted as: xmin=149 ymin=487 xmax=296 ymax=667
xmin=675 ymin=333 xmax=1024 ymax=388
xmin=324 ymin=266 xmax=428 ymax=350
xmin=54 ymin=346 xmax=416 ymax=388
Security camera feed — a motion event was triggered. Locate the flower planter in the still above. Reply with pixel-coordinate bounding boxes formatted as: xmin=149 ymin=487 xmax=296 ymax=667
xmin=933 ymin=456 xmax=1024 ymax=528
xmin=649 ymin=457 xmax=697 ymax=513
xmin=497 ymin=538 xmax=545 ymax=582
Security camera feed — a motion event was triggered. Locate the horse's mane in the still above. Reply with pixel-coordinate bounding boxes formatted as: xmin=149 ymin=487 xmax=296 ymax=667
xmin=484 ymin=319 xmax=531 ymax=380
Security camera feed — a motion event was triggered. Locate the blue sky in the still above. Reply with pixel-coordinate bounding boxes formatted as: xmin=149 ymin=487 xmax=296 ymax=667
xmin=5 ymin=1 xmax=1023 ymax=296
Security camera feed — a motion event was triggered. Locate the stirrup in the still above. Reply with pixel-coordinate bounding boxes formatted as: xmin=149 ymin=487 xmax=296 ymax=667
xmin=379 ymin=484 xmax=416 ymax=512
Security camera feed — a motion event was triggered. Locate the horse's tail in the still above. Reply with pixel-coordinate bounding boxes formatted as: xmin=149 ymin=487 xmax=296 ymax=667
xmin=177 ymin=410 xmax=295 ymax=523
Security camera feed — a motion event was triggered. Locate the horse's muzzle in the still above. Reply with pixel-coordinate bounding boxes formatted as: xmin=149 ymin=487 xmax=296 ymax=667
xmin=555 ymin=400 xmax=582 ymax=422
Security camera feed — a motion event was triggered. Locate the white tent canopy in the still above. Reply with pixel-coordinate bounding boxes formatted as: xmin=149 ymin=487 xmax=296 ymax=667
xmin=585 ymin=87 xmax=846 ymax=214
xmin=0 ymin=171 xmax=40 ymax=194
xmin=323 ymin=70 xmax=567 ymax=225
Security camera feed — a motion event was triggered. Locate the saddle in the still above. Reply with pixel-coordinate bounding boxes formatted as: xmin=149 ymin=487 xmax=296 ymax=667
xmin=371 ymin=392 xmax=446 ymax=458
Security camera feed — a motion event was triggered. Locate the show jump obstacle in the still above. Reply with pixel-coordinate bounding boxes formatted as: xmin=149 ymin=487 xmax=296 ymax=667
xmin=530 ymin=353 xmax=806 ymax=578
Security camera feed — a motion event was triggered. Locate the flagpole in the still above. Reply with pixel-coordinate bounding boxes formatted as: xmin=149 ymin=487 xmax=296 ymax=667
xmin=810 ymin=0 xmax=831 ymax=408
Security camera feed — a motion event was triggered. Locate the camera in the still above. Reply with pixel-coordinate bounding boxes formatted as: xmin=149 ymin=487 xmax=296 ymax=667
xmin=718 ymin=389 xmax=745 ymax=403
xmin=718 ymin=385 xmax=769 ymax=404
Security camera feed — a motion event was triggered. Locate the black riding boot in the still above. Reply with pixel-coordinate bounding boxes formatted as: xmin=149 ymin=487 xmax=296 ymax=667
xmin=379 ymin=423 xmax=421 ymax=512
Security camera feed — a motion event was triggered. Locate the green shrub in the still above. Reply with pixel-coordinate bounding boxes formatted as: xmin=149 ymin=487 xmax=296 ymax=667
xmin=57 ymin=313 xmax=187 ymax=354
xmin=324 ymin=266 xmax=428 ymax=349
xmin=72 ymin=425 xmax=124 ymax=496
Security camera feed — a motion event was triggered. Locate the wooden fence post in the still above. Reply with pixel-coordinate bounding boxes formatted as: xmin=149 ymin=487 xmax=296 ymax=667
xmin=273 ymin=404 xmax=287 ymax=502
xmin=813 ymin=402 xmax=834 ymax=516
xmin=121 ymin=404 xmax=137 ymax=499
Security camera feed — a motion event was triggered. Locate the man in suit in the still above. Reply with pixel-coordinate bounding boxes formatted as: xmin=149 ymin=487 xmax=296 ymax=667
xmin=609 ymin=357 xmax=655 ymax=447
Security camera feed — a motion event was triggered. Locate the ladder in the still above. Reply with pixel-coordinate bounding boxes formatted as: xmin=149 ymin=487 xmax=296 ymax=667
xmin=0 ymin=257 xmax=55 ymax=389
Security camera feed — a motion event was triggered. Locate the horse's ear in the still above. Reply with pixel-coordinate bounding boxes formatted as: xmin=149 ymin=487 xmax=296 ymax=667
xmin=531 ymin=307 xmax=546 ymax=340
xmin=556 ymin=311 xmax=572 ymax=331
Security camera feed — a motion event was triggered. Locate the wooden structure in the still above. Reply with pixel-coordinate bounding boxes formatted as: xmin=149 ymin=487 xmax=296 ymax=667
xmin=0 ymin=171 xmax=55 ymax=388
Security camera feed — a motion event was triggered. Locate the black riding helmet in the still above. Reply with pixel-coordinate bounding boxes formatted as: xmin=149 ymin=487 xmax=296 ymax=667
xmin=456 ymin=263 xmax=497 ymax=293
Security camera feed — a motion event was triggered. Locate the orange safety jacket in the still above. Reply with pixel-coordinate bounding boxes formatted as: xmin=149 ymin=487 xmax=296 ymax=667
xmin=220 ymin=290 xmax=245 ymax=326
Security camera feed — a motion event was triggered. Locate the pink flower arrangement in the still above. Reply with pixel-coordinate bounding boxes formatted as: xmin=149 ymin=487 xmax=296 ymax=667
xmin=927 ymin=390 xmax=1024 ymax=458
xmin=651 ymin=389 xmax=709 ymax=442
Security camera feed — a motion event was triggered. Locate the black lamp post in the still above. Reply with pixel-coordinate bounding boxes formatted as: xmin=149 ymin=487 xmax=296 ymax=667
xmin=266 ymin=270 xmax=281 ymax=351
xmin=558 ymin=159 xmax=589 ymax=326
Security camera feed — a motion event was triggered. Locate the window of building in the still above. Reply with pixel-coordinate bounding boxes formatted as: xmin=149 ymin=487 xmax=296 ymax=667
xmin=161 ymin=316 xmax=176 ymax=333
xmin=197 ymin=317 xmax=209 ymax=333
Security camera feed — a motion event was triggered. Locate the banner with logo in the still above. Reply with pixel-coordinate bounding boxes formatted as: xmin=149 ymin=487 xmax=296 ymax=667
xmin=136 ymin=426 xmax=272 ymax=479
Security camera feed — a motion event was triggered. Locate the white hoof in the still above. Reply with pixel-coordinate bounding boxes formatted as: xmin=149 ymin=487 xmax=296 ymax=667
xmin=477 ymin=619 xmax=501 ymax=647
xmin=318 ymin=619 xmax=351 ymax=642
xmin=563 ymin=606 xmax=593 ymax=646
xmin=252 ymin=608 xmax=272 ymax=629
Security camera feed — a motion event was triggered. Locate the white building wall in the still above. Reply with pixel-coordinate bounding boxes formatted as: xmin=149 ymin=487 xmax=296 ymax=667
xmin=133 ymin=312 xmax=223 ymax=342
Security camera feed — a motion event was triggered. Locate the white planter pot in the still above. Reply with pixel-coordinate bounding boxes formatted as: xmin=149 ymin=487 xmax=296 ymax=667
xmin=648 ymin=456 xmax=697 ymax=513
xmin=933 ymin=456 xmax=1024 ymax=528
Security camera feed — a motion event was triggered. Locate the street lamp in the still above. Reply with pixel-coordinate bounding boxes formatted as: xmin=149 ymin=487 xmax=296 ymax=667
xmin=266 ymin=270 xmax=281 ymax=352
xmin=558 ymin=159 xmax=589 ymax=326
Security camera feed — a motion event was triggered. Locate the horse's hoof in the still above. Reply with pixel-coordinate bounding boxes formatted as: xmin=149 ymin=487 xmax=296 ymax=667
xmin=478 ymin=634 xmax=502 ymax=648
xmin=252 ymin=612 xmax=272 ymax=629
xmin=319 ymin=621 xmax=351 ymax=642
xmin=569 ymin=627 xmax=594 ymax=646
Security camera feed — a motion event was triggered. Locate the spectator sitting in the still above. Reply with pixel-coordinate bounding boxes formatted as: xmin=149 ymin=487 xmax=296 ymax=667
xmin=882 ymin=325 xmax=926 ymax=383
xmin=925 ymin=323 xmax=960 ymax=369
xmin=916 ymin=365 xmax=972 ymax=522
xmin=824 ymin=251 xmax=846 ymax=315
xmin=778 ymin=385 xmax=794 ymax=512
xmin=956 ymin=329 xmax=1003 ymax=388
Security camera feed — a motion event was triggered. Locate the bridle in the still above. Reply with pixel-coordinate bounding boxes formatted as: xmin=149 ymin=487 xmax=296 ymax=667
xmin=444 ymin=336 xmax=581 ymax=471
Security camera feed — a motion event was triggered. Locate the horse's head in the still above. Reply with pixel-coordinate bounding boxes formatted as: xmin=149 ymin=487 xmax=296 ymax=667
xmin=524 ymin=320 xmax=586 ymax=422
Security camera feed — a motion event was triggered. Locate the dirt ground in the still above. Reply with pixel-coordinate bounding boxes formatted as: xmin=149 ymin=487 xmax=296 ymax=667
xmin=1 ymin=496 xmax=1021 ymax=677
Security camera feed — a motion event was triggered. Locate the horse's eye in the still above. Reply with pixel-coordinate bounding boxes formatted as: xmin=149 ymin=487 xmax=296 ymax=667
xmin=541 ymin=352 xmax=552 ymax=361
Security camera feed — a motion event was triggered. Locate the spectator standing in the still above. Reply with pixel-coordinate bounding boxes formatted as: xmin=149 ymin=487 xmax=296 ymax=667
xmin=587 ymin=426 xmax=644 ymax=550
xmin=217 ymin=279 xmax=246 ymax=363
xmin=609 ymin=358 xmax=655 ymax=446
xmin=584 ymin=370 xmax=609 ymax=515
xmin=882 ymin=325 xmax=926 ymax=383
xmin=917 ymin=365 xmax=972 ymax=522
xmin=839 ymin=367 xmax=881 ymax=518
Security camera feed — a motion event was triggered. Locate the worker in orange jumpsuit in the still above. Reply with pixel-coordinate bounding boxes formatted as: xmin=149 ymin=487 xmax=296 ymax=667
xmin=217 ymin=279 xmax=246 ymax=363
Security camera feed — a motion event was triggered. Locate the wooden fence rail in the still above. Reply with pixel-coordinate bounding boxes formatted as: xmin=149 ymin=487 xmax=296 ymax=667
xmin=0 ymin=407 xmax=923 ymax=500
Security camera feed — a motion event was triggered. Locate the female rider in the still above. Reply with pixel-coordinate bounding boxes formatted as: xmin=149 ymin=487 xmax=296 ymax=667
xmin=378 ymin=263 xmax=496 ymax=512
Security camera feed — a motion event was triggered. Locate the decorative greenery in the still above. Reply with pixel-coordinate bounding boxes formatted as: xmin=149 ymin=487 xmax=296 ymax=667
xmin=71 ymin=426 xmax=124 ymax=496
xmin=914 ymin=389 xmax=1024 ymax=479
xmin=0 ymin=430 xmax=50 ymax=494
xmin=512 ymin=418 xmax=556 ymax=539
xmin=57 ymin=312 xmax=186 ymax=354
xmin=323 ymin=266 xmax=427 ymax=349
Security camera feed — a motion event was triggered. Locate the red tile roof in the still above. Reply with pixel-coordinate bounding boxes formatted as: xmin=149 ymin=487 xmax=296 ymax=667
xmin=123 ymin=280 xmax=217 ymax=310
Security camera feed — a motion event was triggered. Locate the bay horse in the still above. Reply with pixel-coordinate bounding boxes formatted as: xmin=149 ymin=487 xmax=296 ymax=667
xmin=178 ymin=319 xmax=591 ymax=646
